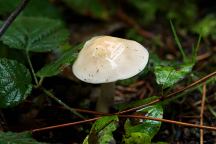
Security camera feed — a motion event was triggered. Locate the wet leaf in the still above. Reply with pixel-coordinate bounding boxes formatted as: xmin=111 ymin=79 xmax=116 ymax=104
xmin=154 ymin=62 xmax=194 ymax=89
xmin=0 ymin=17 xmax=69 ymax=52
xmin=0 ymin=58 xmax=32 ymax=108
xmin=0 ymin=131 xmax=47 ymax=144
xmin=123 ymin=103 xmax=163 ymax=144
xmin=83 ymin=115 xmax=119 ymax=144
xmin=124 ymin=132 xmax=151 ymax=144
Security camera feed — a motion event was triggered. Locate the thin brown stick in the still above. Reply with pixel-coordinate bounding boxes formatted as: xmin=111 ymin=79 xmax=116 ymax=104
xmin=31 ymin=113 xmax=216 ymax=133
xmin=200 ymin=83 xmax=206 ymax=144
xmin=196 ymin=52 xmax=211 ymax=61
xmin=119 ymin=114 xmax=216 ymax=131
xmin=116 ymin=70 xmax=216 ymax=115
xmin=0 ymin=0 xmax=30 ymax=38
xmin=75 ymin=108 xmax=107 ymax=116
xmin=31 ymin=117 xmax=99 ymax=133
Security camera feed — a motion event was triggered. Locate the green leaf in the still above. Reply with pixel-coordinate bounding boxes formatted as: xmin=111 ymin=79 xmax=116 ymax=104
xmin=36 ymin=44 xmax=83 ymax=78
xmin=124 ymin=132 xmax=151 ymax=144
xmin=0 ymin=131 xmax=47 ymax=144
xmin=1 ymin=17 xmax=69 ymax=52
xmin=83 ymin=115 xmax=119 ymax=144
xmin=154 ymin=62 xmax=194 ymax=89
xmin=123 ymin=103 xmax=163 ymax=144
xmin=192 ymin=15 xmax=216 ymax=38
xmin=0 ymin=58 xmax=32 ymax=108
xmin=62 ymin=0 xmax=110 ymax=20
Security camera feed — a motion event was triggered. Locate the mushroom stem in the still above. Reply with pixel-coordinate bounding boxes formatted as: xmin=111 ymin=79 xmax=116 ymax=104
xmin=96 ymin=82 xmax=115 ymax=112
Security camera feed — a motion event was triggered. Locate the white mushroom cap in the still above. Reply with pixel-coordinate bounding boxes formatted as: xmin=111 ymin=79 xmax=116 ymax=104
xmin=72 ymin=36 xmax=149 ymax=84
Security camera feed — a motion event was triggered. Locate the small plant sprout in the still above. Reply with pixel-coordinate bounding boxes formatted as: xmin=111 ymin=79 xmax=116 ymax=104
xmin=72 ymin=36 xmax=149 ymax=112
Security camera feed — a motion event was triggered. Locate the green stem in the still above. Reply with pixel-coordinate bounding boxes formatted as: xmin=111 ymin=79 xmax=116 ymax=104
xmin=34 ymin=78 xmax=44 ymax=88
xmin=170 ymin=20 xmax=187 ymax=62
xmin=41 ymin=87 xmax=84 ymax=119
xmin=96 ymin=82 xmax=115 ymax=113
xmin=26 ymin=51 xmax=39 ymax=85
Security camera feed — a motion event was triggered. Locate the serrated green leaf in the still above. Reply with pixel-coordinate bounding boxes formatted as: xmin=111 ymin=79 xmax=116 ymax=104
xmin=0 ymin=131 xmax=47 ymax=144
xmin=83 ymin=115 xmax=119 ymax=144
xmin=1 ymin=17 xmax=69 ymax=52
xmin=62 ymin=0 xmax=109 ymax=20
xmin=0 ymin=58 xmax=32 ymax=108
xmin=123 ymin=102 xmax=163 ymax=144
xmin=36 ymin=44 xmax=83 ymax=78
xmin=154 ymin=62 xmax=194 ymax=89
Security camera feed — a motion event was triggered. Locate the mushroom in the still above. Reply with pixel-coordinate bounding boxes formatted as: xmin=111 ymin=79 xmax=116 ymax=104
xmin=72 ymin=36 xmax=149 ymax=112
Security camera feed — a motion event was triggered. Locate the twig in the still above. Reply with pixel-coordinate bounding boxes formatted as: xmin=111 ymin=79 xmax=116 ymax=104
xmin=41 ymin=87 xmax=84 ymax=119
xmin=196 ymin=52 xmax=211 ymax=61
xmin=31 ymin=113 xmax=216 ymax=133
xmin=0 ymin=0 xmax=30 ymax=38
xmin=200 ymin=83 xmax=206 ymax=144
xmin=32 ymin=117 xmax=99 ymax=133
xmin=119 ymin=114 xmax=216 ymax=131
xmin=74 ymin=108 xmax=107 ymax=116
xmin=116 ymin=70 xmax=216 ymax=114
